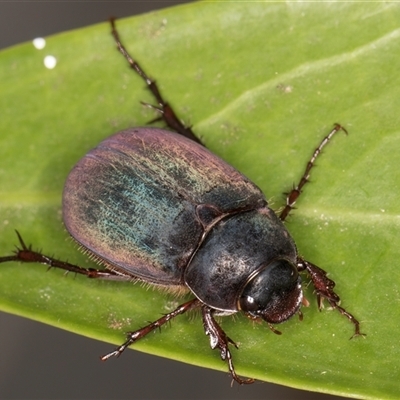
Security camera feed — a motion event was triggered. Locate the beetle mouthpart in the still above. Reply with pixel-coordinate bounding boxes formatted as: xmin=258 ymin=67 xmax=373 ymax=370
xmin=302 ymin=296 xmax=310 ymax=307
xmin=267 ymin=323 xmax=282 ymax=335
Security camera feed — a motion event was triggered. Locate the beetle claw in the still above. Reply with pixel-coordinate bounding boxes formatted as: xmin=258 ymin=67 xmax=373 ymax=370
xmin=100 ymin=349 xmax=121 ymax=361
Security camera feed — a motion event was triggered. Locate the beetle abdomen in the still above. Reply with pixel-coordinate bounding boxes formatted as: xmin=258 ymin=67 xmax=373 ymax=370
xmin=63 ymin=128 xmax=265 ymax=285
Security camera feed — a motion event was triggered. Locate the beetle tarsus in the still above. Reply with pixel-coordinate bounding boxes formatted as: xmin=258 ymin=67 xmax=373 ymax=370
xmin=298 ymin=258 xmax=365 ymax=338
xmin=329 ymin=303 xmax=365 ymax=339
xmin=101 ymin=298 xmax=201 ymax=359
xmin=100 ymin=332 xmax=140 ymax=360
xmin=0 ymin=231 xmax=124 ymax=280
xmin=279 ymin=123 xmax=347 ymax=221
xmin=201 ymin=306 xmax=254 ymax=385
xmin=100 ymin=348 xmax=124 ymax=361
xmin=110 ymin=18 xmax=202 ymax=145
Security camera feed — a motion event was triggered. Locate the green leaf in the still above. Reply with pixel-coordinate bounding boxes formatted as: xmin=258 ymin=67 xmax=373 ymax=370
xmin=1 ymin=2 xmax=400 ymax=398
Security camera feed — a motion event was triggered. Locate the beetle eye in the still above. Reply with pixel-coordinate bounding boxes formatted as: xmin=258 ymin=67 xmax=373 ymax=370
xmin=241 ymin=295 xmax=258 ymax=312
xmin=239 ymin=259 xmax=302 ymax=323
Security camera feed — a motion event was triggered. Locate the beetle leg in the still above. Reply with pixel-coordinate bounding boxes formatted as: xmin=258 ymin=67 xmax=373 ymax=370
xmin=201 ymin=306 xmax=254 ymax=385
xmin=101 ymin=298 xmax=201 ymax=360
xmin=279 ymin=123 xmax=347 ymax=221
xmin=110 ymin=18 xmax=203 ymax=146
xmin=0 ymin=231 xmax=127 ymax=280
xmin=297 ymin=258 xmax=365 ymax=338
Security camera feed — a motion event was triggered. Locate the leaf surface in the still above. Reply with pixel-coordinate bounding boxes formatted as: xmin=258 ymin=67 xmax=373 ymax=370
xmin=1 ymin=3 xmax=400 ymax=398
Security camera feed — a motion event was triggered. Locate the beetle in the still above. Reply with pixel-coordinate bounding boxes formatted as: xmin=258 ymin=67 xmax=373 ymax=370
xmin=0 ymin=18 xmax=364 ymax=384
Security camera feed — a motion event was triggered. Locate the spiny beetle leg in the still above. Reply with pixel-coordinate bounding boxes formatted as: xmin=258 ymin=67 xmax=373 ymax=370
xmin=0 ymin=231 xmax=125 ymax=280
xmin=202 ymin=306 xmax=254 ymax=385
xmin=280 ymin=123 xmax=347 ymax=221
xmin=110 ymin=18 xmax=203 ymax=146
xmin=101 ymin=298 xmax=201 ymax=360
xmin=297 ymin=258 xmax=365 ymax=338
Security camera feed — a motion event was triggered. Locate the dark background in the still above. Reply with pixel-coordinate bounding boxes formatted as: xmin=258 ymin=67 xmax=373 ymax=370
xmin=0 ymin=2 xmax=346 ymax=399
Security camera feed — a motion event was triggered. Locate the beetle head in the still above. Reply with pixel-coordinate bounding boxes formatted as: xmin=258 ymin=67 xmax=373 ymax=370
xmin=238 ymin=259 xmax=302 ymax=324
